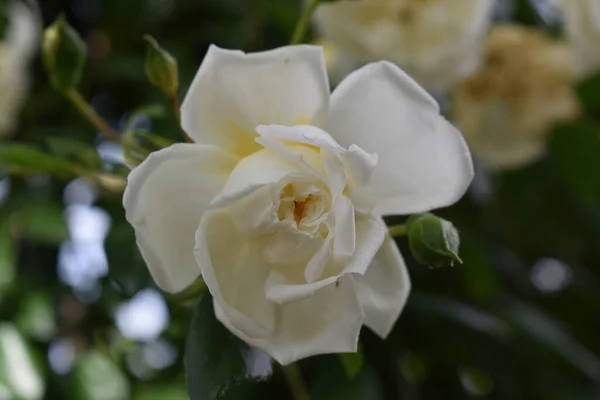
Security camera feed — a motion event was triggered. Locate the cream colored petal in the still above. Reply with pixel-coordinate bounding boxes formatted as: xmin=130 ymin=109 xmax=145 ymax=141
xmin=181 ymin=45 xmax=330 ymax=157
xmin=265 ymin=214 xmax=386 ymax=304
xmin=215 ymin=275 xmax=364 ymax=366
xmin=327 ymin=61 xmax=474 ymax=216
xmin=123 ymin=144 xmax=236 ymax=293
xmin=194 ymin=209 xmax=275 ymax=339
xmin=354 ymin=235 xmax=411 ymax=338
xmin=196 ymin=209 xmax=365 ymax=366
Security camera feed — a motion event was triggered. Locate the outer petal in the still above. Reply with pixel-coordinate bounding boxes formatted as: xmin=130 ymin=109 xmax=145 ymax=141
xmin=196 ymin=209 xmax=364 ymax=365
xmin=181 ymin=45 xmax=330 ymax=157
xmin=195 ymin=209 xmax=276 ymax=338
xmin=123 ymin=144 xmax=236 ymax=293
xmin=326 ymin=61 xmax=474 ymax=216
xmin=354 ymin=235 xmax=411 ymax=338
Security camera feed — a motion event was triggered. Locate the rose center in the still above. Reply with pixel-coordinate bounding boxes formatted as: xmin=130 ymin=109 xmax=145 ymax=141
xmin=277 ymin=182 xmax=330 ymax=235
xmin=293 ymin=195 xmax=313 ymax=224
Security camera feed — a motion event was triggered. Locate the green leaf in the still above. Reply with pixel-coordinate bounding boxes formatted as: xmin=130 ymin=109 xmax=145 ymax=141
xmin=0 ymin=217 xmax=16 ymax=293
xmin=72 ymin=350 xmax=130 ymax=400
xmin=399 ymin=352 xmax=427 ymax=383
xmin=45 ymin=137 xmax=101 ymax=169
xmin=15 ymin=292 xmax=56 ymax=341
xmin=410 ymin=293 xmax=512 ymax=340
xmin=340 ymin=344 xmax=364 ymax=380
xmin=576 ymin=73 xmax=600 ymax=115
xmin=14 ymin=202 xmax=69 ymax=245
xmin=0 ymin=323 xmax=45 ymax=400
xmin=185 ymin=294 xmax=271 ymax=400
xmin=133 ymin=384 xmax=188 ymax=400
xmin=550 ymin=120 xmax=600 ymax=202
xmin=105 ymin=222 xmax=151 ymax=296
xmin=0 ymin=144 xmax=75 ymax=175
xmin=310 ymin=357 xmax=383 ymax=400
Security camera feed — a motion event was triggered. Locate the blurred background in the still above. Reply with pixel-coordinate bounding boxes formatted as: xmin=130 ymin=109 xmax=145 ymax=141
xmin=1 ymin=0 xmax=600 ymax=398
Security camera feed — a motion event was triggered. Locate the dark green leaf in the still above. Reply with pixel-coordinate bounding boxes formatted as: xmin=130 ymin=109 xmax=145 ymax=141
xmin=0 ymin=216 xmax=16 ymax=291
xmin=185 ymin=294 xmax=271 ymax=400
xmin=45 ymin=137 xmax=101 ymax=169
xmin=14 ymin=202 xmax=69 ymax=245
xmin=105 ymin=222 xmax=151 ymax=296
xmin=310 ymin=356 xmax=383 ymax=400
xmin=339 ymin=345 xmax=363 ymax=380
xmin=0 ymin=144 xmax=75 ymax=175
xmin=72 ymin=350 xmax=130 ymax=400
xmin=550 ymin=120 xmax=600 ymax=202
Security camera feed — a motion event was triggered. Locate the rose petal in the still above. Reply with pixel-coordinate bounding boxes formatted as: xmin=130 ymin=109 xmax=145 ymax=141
xmin=196 ymin=209 xmax=364 ymax=365
xmin=326 ymin=61 xmax=474 ymax=216
xmin=256 ymin=124 xmax=378 ymax=191
xmin=332 ymin=196 xmax=355 ymax=260
xmin=354 ymin=235 xmax=411 ymax=338
xmin=194 ymin=209 xmax=275 ymax=338
xmin=303 ymin=231 xmax=334 ymax=284
xmin=265 ymin=214 xmax=385 ymax=304
xmin=123 ymin=144 xmax=236 ymax=293
xmin=181 ymin=45 xmax=330 ymax=157
xmin=214 ymin=276 xmax=364 ymax=366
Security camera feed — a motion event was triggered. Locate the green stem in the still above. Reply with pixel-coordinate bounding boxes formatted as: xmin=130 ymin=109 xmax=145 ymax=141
xmin=290 ymin=0 xmax=320 ymax=45
xmin=388 ymin=224 xmax=407 ymax=237
xmin=168 ymin=92 xmax=192 ymax=143
xmin=65 ymin=89 xmax=121 ymax=142
xmin=282 ymin=364 xmax=310 ymax=400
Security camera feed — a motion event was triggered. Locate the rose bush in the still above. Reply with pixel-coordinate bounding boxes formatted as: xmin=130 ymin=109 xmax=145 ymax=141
xmin=123 ymin=45 xmax=473 ymax=364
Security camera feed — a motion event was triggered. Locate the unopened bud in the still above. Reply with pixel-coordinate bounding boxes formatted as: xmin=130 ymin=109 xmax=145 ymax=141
xmin=406 ymin=213 xmax=462 ymax=268
xmin=143 ymin=35 xmax=178 ymax=96
xmin=42 ymin=15 xmax=86 ymax=92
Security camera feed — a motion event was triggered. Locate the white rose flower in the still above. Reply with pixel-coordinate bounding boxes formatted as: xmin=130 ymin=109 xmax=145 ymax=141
xmin=0 ymin=2 xmax=38 ymax=137
xmin=552 ymin=0 xmax=600 ymax=77
xmin=313 ymin=0 xmax=495 ymax=91
xmin=123 ymin=45 xmax=473 ymax=365
xmin=452 ymin=25 xmax=579 ymax=170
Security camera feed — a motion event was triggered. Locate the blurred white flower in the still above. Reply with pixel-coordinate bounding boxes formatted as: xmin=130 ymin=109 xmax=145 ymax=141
xmin=552 ymin=0 xmax=600 ymax=77
xmin=313 ymin=0 xmax=495 ymax=91
xmin=452 ymin=25 xmax=579 ymax=170
xmin=0 ymin=2 xmax=38 ymax=138
xmin=123 ymin=45 xmax=473 ymax=364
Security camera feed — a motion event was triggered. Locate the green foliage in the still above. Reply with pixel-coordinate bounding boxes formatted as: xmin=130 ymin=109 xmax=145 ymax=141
xmin=185 ymin=294 xmax=270 ymax=400
xmin=550 ymin=119 xmax=600 ymax=203
xmin=339 ymin=345 xmax=364 ymax=379
xmin=72 ymin=350 xmax=130 ymax=400
xmin=0 ymin=144 xmax=75 ymax=175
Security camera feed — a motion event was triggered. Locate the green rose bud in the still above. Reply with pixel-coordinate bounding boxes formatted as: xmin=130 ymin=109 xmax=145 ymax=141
xmin=143 ymin=35 xmax=178 ymax=96
xmin=406 ymin=213 xmax=462 ymax=268
xmin=42 ymin=15 xmax=86 ymax=93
